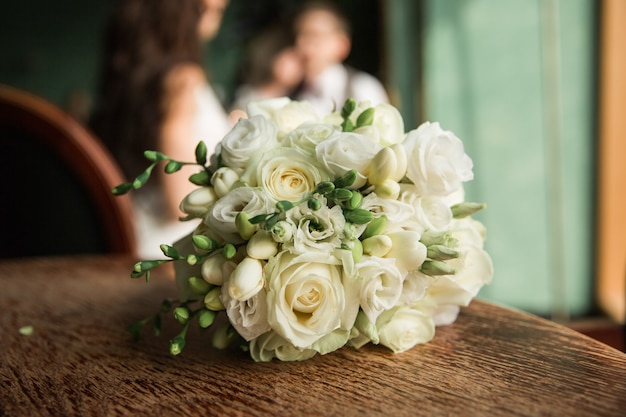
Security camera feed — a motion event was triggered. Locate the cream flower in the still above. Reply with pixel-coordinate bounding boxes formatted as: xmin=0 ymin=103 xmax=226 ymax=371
xmin=250 ymin=331 xmax=317 ymax=362
xmin=179 ymin=187 xmax=218 ymax=219
xmin=221 ymin=282 xmax=271 ymax=341
xmin=265 ymin=251 xmax=359 ymax=348
xmin=376 ymin=303 xmax=436 ymax=353
xmin=354 ymin=102 xmax=405 ymax=146
xmin=228 ymin=257 xmax=265 ymax=301
xmin=315 ymin=131 xmax=382 ymax=189
xmin=205 ymin=187 xmax=274 ymax=243
xmin=402 ymin=121 xmax=473 ymax=196
xmin=241 ymin=147 xmax=330 ymax=202
xmin=247 ymin=98 xmax=319 ymax=139
xmin=285 ymin=198 xmax=346 ymax=254
xmin=282 ymin=123 xmax=340 ymax=156
xmin=356 ymin=256 xmax=404 ymax=323
xmin=219 ymin=115 xmax=279 ymax=175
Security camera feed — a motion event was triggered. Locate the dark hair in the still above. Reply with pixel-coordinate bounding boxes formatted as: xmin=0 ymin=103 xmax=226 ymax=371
xmin=293 ymin=1 xmax=352 ymax=37
xmin=90 ymin=0 xmax=203 ymax=179
xmin=240 ymin=25 xmax=295 ymax=87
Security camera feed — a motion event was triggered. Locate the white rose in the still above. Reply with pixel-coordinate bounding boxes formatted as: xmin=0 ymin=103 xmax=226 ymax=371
xmin=241 ymin=147 xmax=330 ymax=202
xmin=179 ymin=187 xmax=218 ymax=219
xmin=206 ymin=187 xmax=274 ymax=243
xmin=315 ymin=131 xmax=382 ymax=189
xmin=219 ymin=115 xmax=279 ymax=175
xmin=282 ymin=123 xmax=340 ymax=155
xmin=249 ymin=331 xmax=317 ymax=362
xmin=356 ymin=256 xmax=404 ymax=323
xmin=247 ymin=98 xmax=319 ymax=139
xmin=376 ymin=303 xmax=436 ymax=353
xmin=265 ymin=251 xmax=359 ymax=349
xmin=285 ymin=198 xmax=345 ymax=254
xmin=221 ymin=283 xmax=271 ymax=341
xmin=402 ymin=121 xmax=473 ymax=196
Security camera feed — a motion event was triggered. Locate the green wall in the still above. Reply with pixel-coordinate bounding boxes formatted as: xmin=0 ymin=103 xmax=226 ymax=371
xmin=422 ymin=0 xmax=596 ymax=317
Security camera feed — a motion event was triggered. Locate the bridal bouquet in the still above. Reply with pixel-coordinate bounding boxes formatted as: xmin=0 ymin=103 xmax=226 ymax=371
xmin=114 ymin=98 xmax=493 ymax=362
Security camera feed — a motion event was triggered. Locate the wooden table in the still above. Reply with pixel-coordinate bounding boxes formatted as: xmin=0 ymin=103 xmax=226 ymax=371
xmin=1 ymin=256 xmax=625 ymax=416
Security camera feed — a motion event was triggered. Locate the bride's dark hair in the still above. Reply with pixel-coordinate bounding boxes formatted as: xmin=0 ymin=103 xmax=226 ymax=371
xmin=91 ymin=0 xmax=203 ymax=179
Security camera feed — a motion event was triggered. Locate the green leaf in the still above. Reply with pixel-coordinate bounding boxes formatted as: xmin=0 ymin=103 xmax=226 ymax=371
xmin=344 ymin=208 xmax=373 ymax=225
xmin=356 ymin=107 xmax=375 ymax=127
xmin=111 ymin=182 xmax=133 ymax=196
xmin=188 ymin=276 xmax=211 ymax=295
xmin=195 ymin=141 xmax=208 ymax=165
xmin=333 ymin=169 xmax=357 ymax=188
xmin=192 ymin=234 xmax=217 ymax=251
xmin=249 ymin=214 xmax=269 ymax=224
xmin=143 ymin=150 xmax=159 ymax=162
xmin=132 ymin=163 xmax=156 ymax=189
xmin=276 ymin=200 xmax=294 ymax=212
xmin=126 ymin=321 xmax=145 ymax=342
xmin=341 ymin=118 xmax=354 ymax=132
xmin=315 ymin=181 xmax=335 ymax=195
xmin=152 ymin=314 xmax=162 ymax=336
xmin=329 ymin=188 xmax=353 ymax=202
xmin=198 ymin=309 xmax=216 ymax=328
xmin=264 ymin=213 xmax=281 ymax=229
xmin=160 ymin=244 xmax=181 ymax=259
xmin=189 ymin=170 xmax=210 ymax=186
xmin=164 ymin=160 xmax=183 ymax=174
xmin=341 ymin=98 xmax=356 ymax=119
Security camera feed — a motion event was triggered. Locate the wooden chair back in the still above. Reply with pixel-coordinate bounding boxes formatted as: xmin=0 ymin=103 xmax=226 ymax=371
xmin=0 ymin=85 xmax=137 ymax=257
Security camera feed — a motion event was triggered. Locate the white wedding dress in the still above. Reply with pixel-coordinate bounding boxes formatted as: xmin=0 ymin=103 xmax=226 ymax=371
xmin=134 ymin=83 xmax=231 ymax=259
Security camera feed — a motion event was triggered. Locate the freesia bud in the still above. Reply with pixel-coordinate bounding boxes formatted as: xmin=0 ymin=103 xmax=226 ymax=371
xmin=361 ymin=215 xmax=388 ymax=239
xmin=270 ymin=221 xmax=293 ymax=243
xmin=369 ymin=147 xmax=396 ymax=185
xmin=174 ymin=307 xmax=190 ymax=324
xmin=420 ymin=259 xmax=456 ymax=276
xmin=451 ymin=202 xmax=487 ymax=219
xmin=375 ymin=179 xmax=400 ymax=199
xmin=389 ymin=143 xmax=407 ymax=182
xmin=188 ymin=276 xmax=211 ymax=295
xmin=198 ymin=309 xmax=216 ymax=328
xmin=362 ymin=235 xmax=393 ymax=257
xmin=204 ymin=287 xmax=225 ymax=310
xmin=211 ymin=167 xmax=239 ymax=198
xmin=427 ymin=245 xmax=461 ymax=261
xmin=236 ymin=211 xmax=257 ymax=240
xmin=247 ymin=231 xmax=279 ymax=260
xmin=228 ymin=257 xmax=264 ymax=301
xmin=385 ymin=231 xmax=427 ymax=272
xmin=179 ymin=187 xmax=218 ymax=218
xmin=201 ymin=254 xmax=227 ymax=285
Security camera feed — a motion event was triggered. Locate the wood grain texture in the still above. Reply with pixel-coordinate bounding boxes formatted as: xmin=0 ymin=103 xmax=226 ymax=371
xmin=1 ymin=256 xmax=625 ymax=417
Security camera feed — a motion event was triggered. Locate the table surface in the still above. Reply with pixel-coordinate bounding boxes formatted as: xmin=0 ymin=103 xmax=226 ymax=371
xmin=1 ymin=255 xmax=625 ymax=417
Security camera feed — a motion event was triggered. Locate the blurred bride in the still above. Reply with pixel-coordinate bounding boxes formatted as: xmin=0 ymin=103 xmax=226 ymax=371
xmin=91 ymin=0 xmax=231 ymax=258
